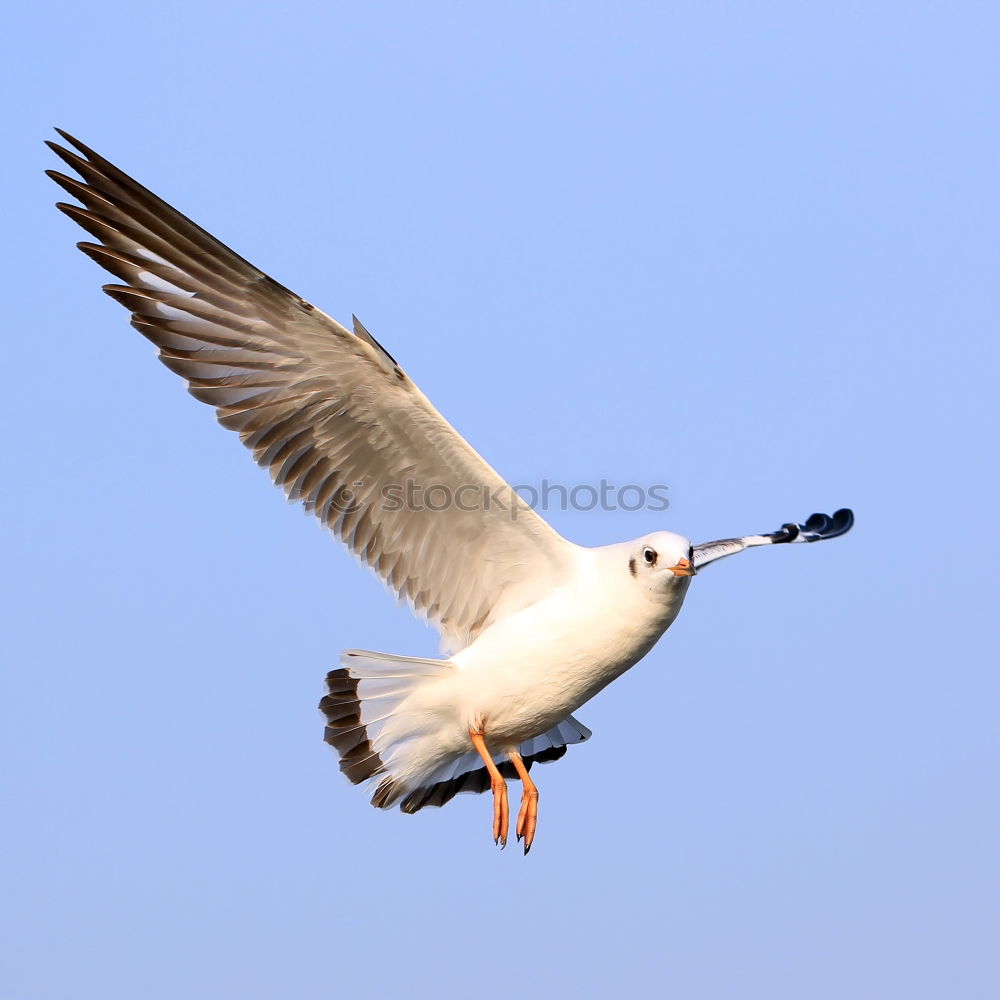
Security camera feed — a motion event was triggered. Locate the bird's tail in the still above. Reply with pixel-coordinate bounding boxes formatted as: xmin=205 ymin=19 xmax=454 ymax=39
xmin=320 ymin=649 xmax=453 ymax=802
xmin=321 ymin=649 xmax=592 ymax=814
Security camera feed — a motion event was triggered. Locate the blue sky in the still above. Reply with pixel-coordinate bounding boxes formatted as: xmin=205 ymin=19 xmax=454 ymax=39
xmin=3 ymin=2 xmax=998 ymax=997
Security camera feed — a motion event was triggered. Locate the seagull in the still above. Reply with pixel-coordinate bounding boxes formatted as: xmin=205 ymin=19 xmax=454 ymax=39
xmin=48 ymin=130 xmax=854 ymax=853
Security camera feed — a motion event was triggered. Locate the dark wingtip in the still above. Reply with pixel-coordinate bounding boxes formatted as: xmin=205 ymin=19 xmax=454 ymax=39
xmin=766 ymin=507 xmax=854 ymax=545
xmin=51 ymin=128 xmax=92 ymax=158
xmin=801 ymin=507 xmax=854 ymax=541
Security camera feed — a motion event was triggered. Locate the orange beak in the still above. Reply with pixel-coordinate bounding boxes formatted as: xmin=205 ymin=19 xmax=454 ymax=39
xmin=669 ymin=556 xmax=695 ymax=577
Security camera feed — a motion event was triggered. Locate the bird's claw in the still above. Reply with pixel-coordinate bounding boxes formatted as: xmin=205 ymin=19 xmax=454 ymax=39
xmin=515 ymin=788 xmax=538 ymax=855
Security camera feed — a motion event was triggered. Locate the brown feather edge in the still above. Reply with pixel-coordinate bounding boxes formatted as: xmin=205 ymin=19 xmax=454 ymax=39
xmin=319 ymin=669 xmax=386 ymax=786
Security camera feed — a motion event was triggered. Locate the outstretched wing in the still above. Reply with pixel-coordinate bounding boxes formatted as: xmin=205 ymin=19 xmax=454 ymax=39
xmin=692 ymin=508 xmax=854 ymax=570
xmin=48 ymin=130 xmax=576 ymax=653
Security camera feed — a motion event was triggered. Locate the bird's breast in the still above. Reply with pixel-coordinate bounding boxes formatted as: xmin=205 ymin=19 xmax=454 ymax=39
xmin=450 ymin=577 xmax=690 ymax=744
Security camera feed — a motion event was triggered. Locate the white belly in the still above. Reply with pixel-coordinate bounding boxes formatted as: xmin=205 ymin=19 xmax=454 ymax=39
xmin=446 ymin=574 xmax=691 ymax=748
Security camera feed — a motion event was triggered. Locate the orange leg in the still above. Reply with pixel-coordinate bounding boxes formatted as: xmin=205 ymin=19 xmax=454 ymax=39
xmin=469 ymin=727 xmax=509 ymax=847
xmin=507 ymin=751 xmax=539 ymax=855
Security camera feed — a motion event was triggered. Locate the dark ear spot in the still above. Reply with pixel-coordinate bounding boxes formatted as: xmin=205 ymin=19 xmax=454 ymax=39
xmin=628 ymin=557 xmax=636 ymax=577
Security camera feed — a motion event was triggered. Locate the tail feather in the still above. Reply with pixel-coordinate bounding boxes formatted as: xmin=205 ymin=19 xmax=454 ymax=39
xmin=321 ymin=649 xmax=591 ymax=813
xmin=320 ymin=649 xmax=453 ymax=790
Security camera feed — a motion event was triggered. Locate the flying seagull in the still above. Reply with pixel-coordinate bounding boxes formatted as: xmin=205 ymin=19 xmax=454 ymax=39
xmin=48 ymin=131 xmax=854 ymax=853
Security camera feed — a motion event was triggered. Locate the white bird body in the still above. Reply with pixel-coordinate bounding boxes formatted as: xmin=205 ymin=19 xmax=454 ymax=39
xmin=48 ymin=130 xmax=853 ymax=850
xmin=449 ymin=542 xmax=692 ymax=743
xmin=374 ymin=539 xmax=693 ymax=797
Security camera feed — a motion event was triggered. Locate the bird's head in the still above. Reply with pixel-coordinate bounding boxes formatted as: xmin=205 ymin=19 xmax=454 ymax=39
xmin=627 ymin=531 xmax=696 ymax=590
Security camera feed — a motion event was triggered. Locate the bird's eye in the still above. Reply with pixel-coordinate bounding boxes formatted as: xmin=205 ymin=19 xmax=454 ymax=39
xmin=643 ymin=547 xmax=657 ymax=565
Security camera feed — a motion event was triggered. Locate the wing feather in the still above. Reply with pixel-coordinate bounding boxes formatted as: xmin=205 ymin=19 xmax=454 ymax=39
xmin=693 ymin=509 xmax=854 ymax=570
xmin=49 ymin=131 xmax=575 ymax=652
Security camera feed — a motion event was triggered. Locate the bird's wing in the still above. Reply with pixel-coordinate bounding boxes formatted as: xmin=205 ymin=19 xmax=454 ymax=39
xmin=692 ymin=508 xmax=854 ymax=570
xmin=48 ymin=131 xmax=576 ymax=653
